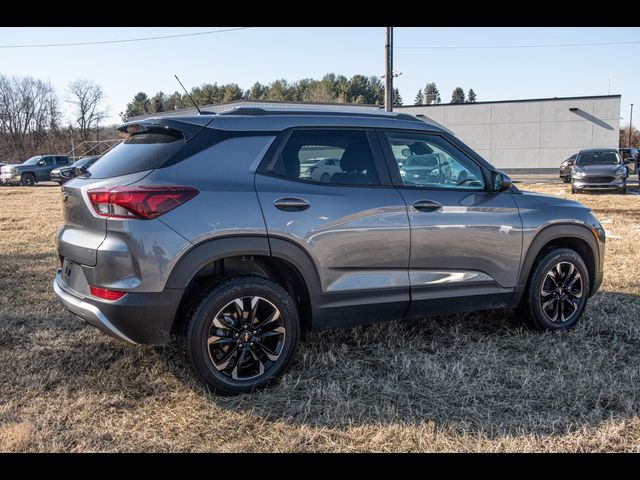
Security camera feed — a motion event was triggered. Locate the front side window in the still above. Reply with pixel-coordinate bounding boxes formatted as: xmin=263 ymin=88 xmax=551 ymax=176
xmin=43 ymin=157 xmax=55 ymax=165
xmin=275 ymin=130 xmax=380 ymax=186
xmin=384 ymin=132 xmax=484 ymax=189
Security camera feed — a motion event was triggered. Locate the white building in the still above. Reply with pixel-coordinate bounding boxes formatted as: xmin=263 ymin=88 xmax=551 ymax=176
xmin=397 ymin=95 xmax=621 ymax=172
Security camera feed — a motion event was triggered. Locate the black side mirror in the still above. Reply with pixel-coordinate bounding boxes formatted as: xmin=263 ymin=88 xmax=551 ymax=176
xmin=490 ymin=170 xmax=512 ymax=192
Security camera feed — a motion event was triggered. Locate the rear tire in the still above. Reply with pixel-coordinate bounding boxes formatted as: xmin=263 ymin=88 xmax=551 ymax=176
xmin=185 ymin=275 xmax=300 ymax=395
xmin=518 ymin=248 xmax=590 ymax=331
xmin=21 ymin=174 xmax=35 ymax=186
xmin=320 ymin=173 xmax=330 ymax=182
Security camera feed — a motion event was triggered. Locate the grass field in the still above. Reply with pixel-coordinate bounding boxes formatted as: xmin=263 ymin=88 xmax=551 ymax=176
xmin=0 ymin=183 xmax=639 ymax=452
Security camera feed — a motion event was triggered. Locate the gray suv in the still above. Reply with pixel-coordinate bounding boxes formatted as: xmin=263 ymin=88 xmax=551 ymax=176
xmin=571 ymin=148 xmax=628 ymax=194
xmin=53 ymin=108 xmax=605 ymax=395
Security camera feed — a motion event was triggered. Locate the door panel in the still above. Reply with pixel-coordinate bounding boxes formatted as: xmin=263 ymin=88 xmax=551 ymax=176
xmin=377 ymin=129 xmax=523 ymax=314
xmin=255 ymin=127 xmax=412 ymax=325
xmin=401 ymin=189 xmax=522 ymax=290
xmin=256 ymin=173 xmax=410 ymax=295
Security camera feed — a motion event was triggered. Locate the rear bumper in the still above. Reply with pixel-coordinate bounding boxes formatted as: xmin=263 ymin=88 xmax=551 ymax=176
xmin=53 ymin=271 xmax=184 ymax=344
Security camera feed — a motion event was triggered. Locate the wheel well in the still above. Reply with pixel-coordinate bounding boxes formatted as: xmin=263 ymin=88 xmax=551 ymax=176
xmin=535 ymin=237 xmax=596 ymax=294
xmin=171 ymin=255 xmax=312 ymax=336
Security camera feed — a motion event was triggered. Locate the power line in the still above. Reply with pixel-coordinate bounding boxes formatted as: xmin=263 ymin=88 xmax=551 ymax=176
xmin=396 ymin=40 xmax=640 ymax=50
xmin=0 ymin=27 xmax=253 ymax=49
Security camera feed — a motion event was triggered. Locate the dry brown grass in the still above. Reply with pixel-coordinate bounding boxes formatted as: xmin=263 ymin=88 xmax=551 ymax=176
xmin=1 ymin=183 xmax=639 ymax=452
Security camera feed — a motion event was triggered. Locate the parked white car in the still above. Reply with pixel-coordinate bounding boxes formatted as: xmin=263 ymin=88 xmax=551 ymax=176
xmin=307 ymin=158 xmax=342 ymax=182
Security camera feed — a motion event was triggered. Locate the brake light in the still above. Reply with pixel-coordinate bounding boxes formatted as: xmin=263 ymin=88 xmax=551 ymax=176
xmin=87 ymin=186 xmax=199 ymax=219
xmin=90 ymin=286 xmax=127 ymax=301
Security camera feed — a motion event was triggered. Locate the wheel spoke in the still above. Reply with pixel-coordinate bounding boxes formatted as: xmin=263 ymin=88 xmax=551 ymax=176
xmin=208 ymin=335 xmax=235 ymax=346
xmin=555 ymin=263 xmax=564 ymax=281
xmin=231 ymin=349 xmax=248 ymax=379
xmin=234 ymin=298 xmax=245 ymax=320
xmin=557 ymin=297 xmax=564 ymax=322
xmin=248 ymin=349 xmax=266 ymax=376
xmin=565 ymin=264 xmax=576 ymax=284
xmin=542 ymin=298 xmax=556 ymax=310
xmin=255 ymin=341 xmax=280 ymax=361
xmin=249 ymin=296 xmax=260 ymax=323
xmin=564 ymin=297 xmax=578 ymax=312
xmin=213 ymin=345 xmax=239 ymax=371
xmin=255 ymin=309 xmax=280 ymax=330
xmin=546 ymin=271 xmax=558 ymax=287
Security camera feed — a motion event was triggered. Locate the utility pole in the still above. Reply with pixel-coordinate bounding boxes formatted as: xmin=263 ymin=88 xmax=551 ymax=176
xmin=629 ymin=104 xmax=634 ymax=147
xmin=384 ymin=27 xmax=393 ymax=112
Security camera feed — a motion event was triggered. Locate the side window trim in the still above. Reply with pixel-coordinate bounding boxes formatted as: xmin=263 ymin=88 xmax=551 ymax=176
xmin=258 ymin=127 xmax=393 ymax=187
xmin=375 ymin=128 xmax=490 ymax=191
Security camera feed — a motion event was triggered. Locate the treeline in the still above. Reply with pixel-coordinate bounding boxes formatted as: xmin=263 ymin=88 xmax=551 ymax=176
xmin=123 ymin=73 xmax=404 ymax=119
xmin=0 ymin=74 xmax=109 ymax=163
xmin=124 ymin=75 xmax=479 ymax=119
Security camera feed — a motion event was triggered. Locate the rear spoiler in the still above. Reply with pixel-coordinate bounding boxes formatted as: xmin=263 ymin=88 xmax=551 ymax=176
xmin=116 ymin=117 xmax=215 ymax=142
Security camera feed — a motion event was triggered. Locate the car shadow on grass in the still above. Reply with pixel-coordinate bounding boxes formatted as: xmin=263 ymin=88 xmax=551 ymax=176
xmin=158 ymin=290 xmax=640 ymax=438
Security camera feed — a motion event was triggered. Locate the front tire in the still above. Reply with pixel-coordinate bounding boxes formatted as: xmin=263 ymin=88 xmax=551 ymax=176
xmin=619 ymin=186 xmax=627 ymax=194
xmin=518 ymin=248 xmax=590 ymax=331
xmin=185 ymin=275 xmax=300 ymax=395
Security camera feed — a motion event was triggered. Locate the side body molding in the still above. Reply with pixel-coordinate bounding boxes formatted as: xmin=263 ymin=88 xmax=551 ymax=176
xmin=512 ymin=223 xmax=602 ymax=307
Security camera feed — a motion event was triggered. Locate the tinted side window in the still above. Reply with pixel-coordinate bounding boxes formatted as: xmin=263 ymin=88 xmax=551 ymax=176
xmin=275 ymin=130 xmax=380 ymax=186
xmin=384 ymin=131 xmax=485 ymax=190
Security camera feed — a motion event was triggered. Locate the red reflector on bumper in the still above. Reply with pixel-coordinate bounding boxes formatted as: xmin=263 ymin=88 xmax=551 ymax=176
xmin=90 ymin=286 xmax=127 ymax=301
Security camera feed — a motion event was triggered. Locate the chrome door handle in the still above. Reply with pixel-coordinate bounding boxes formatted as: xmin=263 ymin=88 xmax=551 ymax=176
xmin=412 ymin=200 xmax=442 ymax=212
xmin=274 ymin=197 xmax=310 ymax=211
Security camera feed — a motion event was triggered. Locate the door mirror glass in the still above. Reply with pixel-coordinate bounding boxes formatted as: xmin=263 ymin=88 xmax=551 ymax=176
xmin=491 ymin=170 xmax=512 ymax=192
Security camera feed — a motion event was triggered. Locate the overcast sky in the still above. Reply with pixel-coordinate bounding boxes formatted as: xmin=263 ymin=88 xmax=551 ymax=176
xmin=1 ymin=27 xmax=638 ymax=125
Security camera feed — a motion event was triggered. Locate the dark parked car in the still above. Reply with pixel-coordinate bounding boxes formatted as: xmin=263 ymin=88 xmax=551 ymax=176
xmin=571 ymin=148 xmax=627 ymax=194
xmin=51 ymin=156 xmax=100 ymax=185
xmin=619 ymin=147 xmax=639 ymax=176
xmin=0 ymin=155 xmax=71 ymax=186
xmin=559 ymin=154 xmax=577 ymax=183
xmin=53 ymin=108 xmax=605 ymax=395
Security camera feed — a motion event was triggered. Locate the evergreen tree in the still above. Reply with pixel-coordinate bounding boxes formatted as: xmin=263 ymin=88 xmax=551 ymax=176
xmin=393 ymin=88 xmax=403 ymax=107
xmin=467 ymin=89 xmax=477 ymax=103
xmin=424 ymin=82 xmax=441 ymax=104
xmin=124 ymin=92 xmax=151 ymax=118
xmin=414 ymin=89 xmax=423 ymax=105
xmin=451 ymin=87 xmax=465 ymax=104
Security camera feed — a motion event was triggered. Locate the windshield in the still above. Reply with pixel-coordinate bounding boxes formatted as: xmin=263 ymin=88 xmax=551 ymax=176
xmin=23 ymin=156 xmax=42 ymax=165
xmin=74 ymin=156 xmax=97 ymax=168
xmin=577 ymin=151 xmax=620 ymax=166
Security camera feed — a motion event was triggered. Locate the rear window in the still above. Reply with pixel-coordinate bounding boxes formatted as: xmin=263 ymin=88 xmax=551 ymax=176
xmin=87 ymin=133 xmax=185 ymax=179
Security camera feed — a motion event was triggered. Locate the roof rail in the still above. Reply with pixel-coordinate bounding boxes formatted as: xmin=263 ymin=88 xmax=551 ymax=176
xmin=218 ymin=106 xmax=422 ymax=122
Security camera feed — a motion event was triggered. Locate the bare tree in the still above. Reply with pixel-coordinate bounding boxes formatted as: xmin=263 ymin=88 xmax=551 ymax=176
xmin=0 ymin=74 xmax=60 ymax=158
xmin=66 ymin=79 xmax=107 ymax=141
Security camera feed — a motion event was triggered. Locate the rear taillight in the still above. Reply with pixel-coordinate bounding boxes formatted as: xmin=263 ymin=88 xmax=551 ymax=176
xmin=87 ymin=186 xmax=199 ymax=219
xmin=89 ymin=286 xmax=127 ymax=301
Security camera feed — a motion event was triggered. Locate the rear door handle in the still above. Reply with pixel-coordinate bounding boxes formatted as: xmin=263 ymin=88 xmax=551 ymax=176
xmin=274 ymin=197 xmax=310 ymax=211
xmin=412 ymin=200 xmax=442 ymax=212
